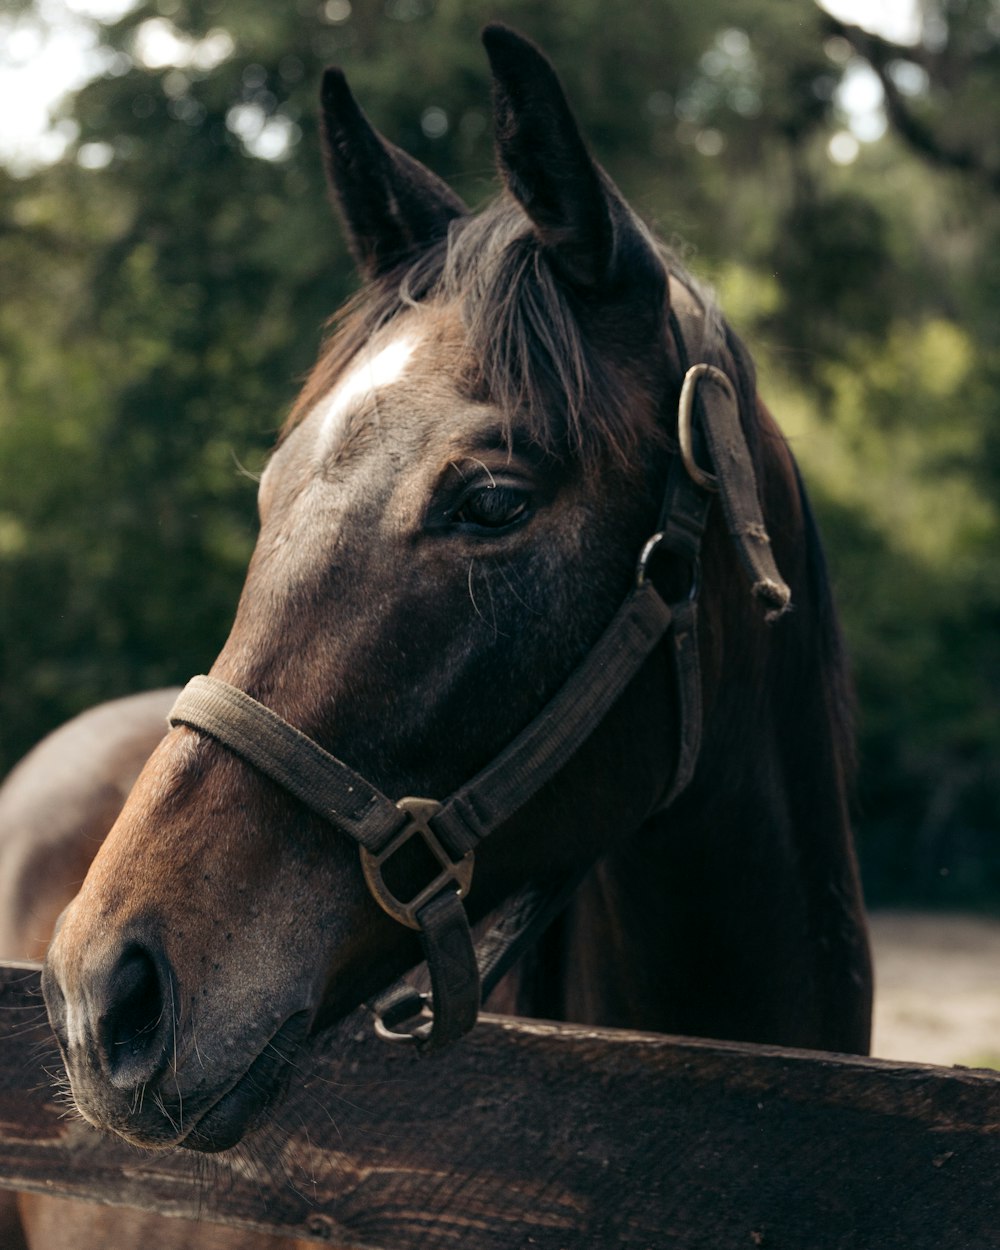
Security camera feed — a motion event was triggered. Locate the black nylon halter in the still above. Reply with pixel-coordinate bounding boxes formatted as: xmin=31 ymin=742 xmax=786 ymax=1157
xmin=167 ymin=281 xmax=790 ymax=1050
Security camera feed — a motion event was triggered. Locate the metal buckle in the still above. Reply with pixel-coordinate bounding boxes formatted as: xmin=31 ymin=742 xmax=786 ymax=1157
xmin=678 ymin=363 xmax=732 ymax=492
xmin=360 ymin=797 xmax=474 ymax=930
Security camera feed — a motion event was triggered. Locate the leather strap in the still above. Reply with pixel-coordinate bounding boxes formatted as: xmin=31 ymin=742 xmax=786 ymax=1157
xmin=665 ymin=281 xmax=790 ymax=621
xmin=368 ymin=873 xmax=584 ymax=1044
xmin=169 ymin=584 xmax=673 ymax=863
xmin=658 ymin=597 xmax=703 ymax=809
xmin=169 ymin=675 xmax=405 ymax=854
xmin=431 ymin=582 xmax=673 ymax=856
xmin=697 ymin=372 xmax=791 ymax=621
xmin=414 ymin=888 xmax=481 ymax=1045
xmin=371 ymin=891 xmax=480 ymax=1048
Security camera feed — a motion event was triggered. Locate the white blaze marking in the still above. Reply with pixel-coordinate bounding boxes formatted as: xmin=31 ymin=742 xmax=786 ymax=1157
xmin=319 ymin=332 xmax=418 ymax=449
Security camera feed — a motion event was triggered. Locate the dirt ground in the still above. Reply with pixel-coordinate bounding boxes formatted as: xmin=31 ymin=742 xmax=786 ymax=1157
xmin=869 ymin=910 xmax=1000 ymax=1068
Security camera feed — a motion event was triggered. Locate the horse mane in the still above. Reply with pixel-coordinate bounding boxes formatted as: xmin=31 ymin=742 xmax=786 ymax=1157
xmin=793 ymin=462 xmax=858 ymax=789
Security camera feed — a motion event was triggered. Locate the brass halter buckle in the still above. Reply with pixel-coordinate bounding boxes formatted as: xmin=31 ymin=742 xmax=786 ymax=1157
xmin=360 ymin=797 xmax=474 ymax=930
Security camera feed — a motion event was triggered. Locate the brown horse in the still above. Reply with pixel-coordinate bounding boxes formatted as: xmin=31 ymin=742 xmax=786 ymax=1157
xmin=6 ymin=24 xmax=871 ymax=1248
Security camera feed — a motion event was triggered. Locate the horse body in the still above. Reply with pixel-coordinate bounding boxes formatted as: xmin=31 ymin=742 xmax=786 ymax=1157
xmin=0 ymin=689 xmax=178 ymax=964
xmin=1 ymin=25 xmax=870 ymax=1247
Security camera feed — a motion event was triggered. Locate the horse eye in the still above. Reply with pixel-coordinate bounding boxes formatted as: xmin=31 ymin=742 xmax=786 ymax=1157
xmin=453 ymin=484 xmax=531 ymax=532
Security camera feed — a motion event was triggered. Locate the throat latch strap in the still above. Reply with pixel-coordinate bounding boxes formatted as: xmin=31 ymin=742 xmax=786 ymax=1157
xmin=169 ymin=582 xmax=673 ymax=864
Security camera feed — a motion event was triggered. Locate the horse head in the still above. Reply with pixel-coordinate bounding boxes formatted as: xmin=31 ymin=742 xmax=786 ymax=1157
xmin=41 ymin=26 xmax=869 ymax=1154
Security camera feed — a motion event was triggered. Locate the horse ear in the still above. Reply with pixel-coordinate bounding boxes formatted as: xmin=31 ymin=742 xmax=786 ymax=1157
xmin=320 ymin=68 xmax=468 ymax=277
xmin=482 ymin=24 xmax=626 ymax=290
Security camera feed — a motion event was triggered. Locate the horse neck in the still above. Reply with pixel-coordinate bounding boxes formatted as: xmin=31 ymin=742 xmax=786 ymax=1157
xmin=488 ymin=457 xmax=872 ymax=1055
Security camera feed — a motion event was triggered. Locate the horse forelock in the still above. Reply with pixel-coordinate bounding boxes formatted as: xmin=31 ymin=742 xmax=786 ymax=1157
xmin=284 ymin=196 xmax=707 ymax=473
xmin=435 ymin=200 xmax=671 ymax=469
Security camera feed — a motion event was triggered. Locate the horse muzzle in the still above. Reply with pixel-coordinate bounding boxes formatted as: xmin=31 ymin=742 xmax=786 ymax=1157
xmin=41 ymin=931 xmax=311 ymax=1152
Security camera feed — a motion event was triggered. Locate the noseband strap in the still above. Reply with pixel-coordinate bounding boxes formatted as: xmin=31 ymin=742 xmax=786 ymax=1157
xmin=167 ymin=287 xmax=791 ymax=1052
xmin=170 ymin=583 xmax=673 ymax=859
xmin=165 ymin=676 xmax=407 ymax=853
xmin=169 ymin=581 xmax=674 ymax=1049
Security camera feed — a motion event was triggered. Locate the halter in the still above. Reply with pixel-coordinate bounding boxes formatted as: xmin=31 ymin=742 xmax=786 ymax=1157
xmin=167 ymin=281 xmax=790 ymax=1050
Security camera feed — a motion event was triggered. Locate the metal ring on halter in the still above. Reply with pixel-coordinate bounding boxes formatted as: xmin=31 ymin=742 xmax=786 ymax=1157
xmin=360 ymin=797 xmax=474 ymax=930
xmin=372 ymin=988 xmax=433 ymax=1045
xmin=636 ymin=531 xmax=701 ymax=601
xmin=635 ymin=532 xmax=665 ymax=588
xmin=678 ymin=364 xmax=733 ymax=492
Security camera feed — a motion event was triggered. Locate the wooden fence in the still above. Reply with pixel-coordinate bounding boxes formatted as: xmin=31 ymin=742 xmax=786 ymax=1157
xmin=0 ymin=961 xmax=997 ymax=1248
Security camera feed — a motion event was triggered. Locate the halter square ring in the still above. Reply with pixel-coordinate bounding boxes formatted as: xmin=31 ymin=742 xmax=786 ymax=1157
xmin=360 ymin=797 xmax=475 ymax=930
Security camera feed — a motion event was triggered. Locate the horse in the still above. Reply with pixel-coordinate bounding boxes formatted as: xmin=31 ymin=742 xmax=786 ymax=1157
xmin=0 ymin=689 xmax=179 ymax=964
xmin=3 ymin=24 xmax=872 ymax=1248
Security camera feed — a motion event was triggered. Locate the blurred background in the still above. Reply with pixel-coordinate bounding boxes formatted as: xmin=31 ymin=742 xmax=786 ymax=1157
xmin=0 ymin=0 xmax=997 ymax=926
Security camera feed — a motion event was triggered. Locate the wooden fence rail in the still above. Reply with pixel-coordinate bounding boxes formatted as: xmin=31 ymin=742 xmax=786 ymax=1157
xmin=0 ymin=962 xmax=997 ymax=1249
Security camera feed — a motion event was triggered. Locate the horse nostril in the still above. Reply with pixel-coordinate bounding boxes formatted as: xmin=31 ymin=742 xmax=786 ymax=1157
xmin=99 ymin=944 xmax=171 ymax=1087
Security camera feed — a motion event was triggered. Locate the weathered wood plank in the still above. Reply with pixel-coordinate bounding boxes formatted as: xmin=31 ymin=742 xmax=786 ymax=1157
xmin=0 ymin=961 xmax=998 ymax=1249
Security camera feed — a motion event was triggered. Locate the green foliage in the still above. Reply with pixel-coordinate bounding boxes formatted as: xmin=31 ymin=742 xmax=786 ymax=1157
xmin=1 ymin=0 xmax=998 ymax=903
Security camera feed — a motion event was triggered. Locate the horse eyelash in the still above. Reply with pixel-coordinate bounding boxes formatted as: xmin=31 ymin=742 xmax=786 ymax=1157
xmin=231 ymin=451 xmax=262 ymax=484
xmin=467 ymin=458 xmax=497 ymax=488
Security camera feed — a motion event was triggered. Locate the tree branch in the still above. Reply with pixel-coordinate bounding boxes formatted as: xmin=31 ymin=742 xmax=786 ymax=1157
xmin=820 ymin=12 xmax=1000 ymax=193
